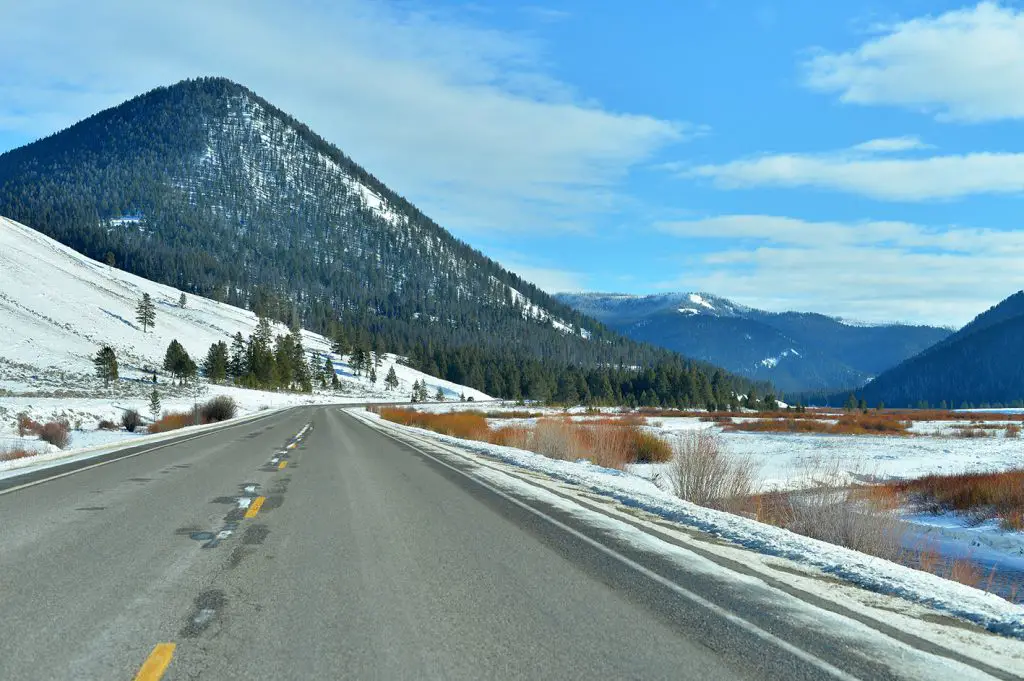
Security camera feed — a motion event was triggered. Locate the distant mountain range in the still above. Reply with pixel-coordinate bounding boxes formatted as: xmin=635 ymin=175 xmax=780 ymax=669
xmin=555 ymin=292 xmax=951 ymax=394
xmin=846 ymin=291 xmax=1024 ymax=408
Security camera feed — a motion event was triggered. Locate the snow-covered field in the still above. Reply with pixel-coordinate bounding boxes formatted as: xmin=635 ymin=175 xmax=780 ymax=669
xmin=0 ymin=215 xmax=488 ymax=469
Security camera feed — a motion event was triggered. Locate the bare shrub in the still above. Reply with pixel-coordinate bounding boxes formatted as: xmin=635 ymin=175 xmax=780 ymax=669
xmin=532 ymin=419 xmax=583 ymax=461
xmin=37 ymin=420 xmax=71 ymax=449
xmin=670 ymin=430 xmax=757 ymax=511
xmin=1006 ymin=423 xmax=1021 ymax=439
xmin=97 ymin=419 xmax=118 ymax=431
xmin=200 ymin=396 xmax=237 ymax=423
xmin=785 ymin=488 xmax=903 ymax=561
xmin=16 ymin=412 xmax=41 ymax=437
xmin=488 ymin=426 xmax=531 ymax=449
xmin=121 ymin=408 xmax=143 ymax=433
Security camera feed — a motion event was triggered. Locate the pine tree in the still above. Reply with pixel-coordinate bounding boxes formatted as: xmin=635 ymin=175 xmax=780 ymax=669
xmin=846 ymin=393 xmax=858 ymax=411
xmin=136 ymin=293 xmax=156 ymax=333
xmin=93 ymin=346 xmax=118 ymax=387
xmin=418 ymin=381 xmax=430 ymax=402
xmin=228 ymin=332 xmax=247 ymax=378
xmin=178 ymin=292 xmax=187 ymax=308
xmin=435 ymin=387 xmax=445 ymax=401
xmin=411 ymin=380 xmax=421 ymax=402
xmin=203 ymin=341 xmax=229 ymax=383
xmin=164 ymin=340 xmax=196 ymax=384
xmin=325 ymin=357 xmax=339 ymax=389
xmin=369 ymin=364 xmax=377 ymax=385
xmin=149 ymin=389 xmax=162 ymax=420
xmin=384 ymin=366 xmax=399 ymax=391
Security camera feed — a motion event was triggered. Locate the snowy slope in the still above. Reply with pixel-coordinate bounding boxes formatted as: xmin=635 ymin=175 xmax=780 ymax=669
xmin=0 ymin=215 xmax=489 ymax=448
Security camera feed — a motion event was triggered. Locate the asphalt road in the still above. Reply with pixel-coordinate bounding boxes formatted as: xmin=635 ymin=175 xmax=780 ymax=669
xmin=0 ymin=407 xmax=1011 ymax=680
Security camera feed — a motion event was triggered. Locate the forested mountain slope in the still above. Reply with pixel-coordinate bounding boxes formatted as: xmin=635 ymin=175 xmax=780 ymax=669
xmin=557 ymin=292 xmax=949 ymax=393
xmin=844 ymin=291 xmax=1024 ymax=408
xmin=0 ymin=77 xmax=764 ymax=406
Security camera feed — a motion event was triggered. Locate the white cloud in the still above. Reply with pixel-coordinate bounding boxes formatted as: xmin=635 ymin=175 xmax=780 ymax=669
xmin=804 ymin=2 xmax=1024 ymax=122
xmin=0 ymin=0 xmax=684 ymax=235
xmin=655 ymin=215 xmax=1024 ymax=325
xmin=851 ymin=136 xmax=930 ymax=152
xmin=689 ymin=145 xmax=1024 ymax=201
xmin=501 ymin=262 xmax=588 ymax=294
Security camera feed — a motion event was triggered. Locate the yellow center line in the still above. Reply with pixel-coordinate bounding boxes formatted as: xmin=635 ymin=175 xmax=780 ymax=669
xmin=287 ymin=442 xmax=297 ymax=449
xmin=278 ymin=461 xmax=288 ymax=470
xmin=244 ymin=496 xmax=266 ymax=519
xmin=133 ymin=643 xmax=175 ymax=681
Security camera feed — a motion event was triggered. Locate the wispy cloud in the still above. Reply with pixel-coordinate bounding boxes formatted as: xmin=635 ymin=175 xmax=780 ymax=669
xmin=684 ymin=138 xmax=1024 ymax=201
xmin=520 ymin=6 xmax=572 ymax=23
xmin=655 ymin=215 xmax=1024 ymax=325
xmin=804 ymin=2 xmax=1024 ymax=122
xmin=0 ymin=0 xmax=684 ymax=236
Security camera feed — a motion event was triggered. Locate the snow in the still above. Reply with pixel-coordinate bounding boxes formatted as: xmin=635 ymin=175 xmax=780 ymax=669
xmin=354 ymin=409 xmax=1024 ymax=668
xmin=494 ymin=277 xmax=589 ymax=340
xmin=688 ymin=292 xmax=716 ymax=310
xmin=0 ymin=215 xmax=487 ymax=472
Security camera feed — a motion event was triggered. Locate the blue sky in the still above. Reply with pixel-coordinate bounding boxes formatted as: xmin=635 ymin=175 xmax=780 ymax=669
xmin=2 ymin=1 xmax=1024 ymax=326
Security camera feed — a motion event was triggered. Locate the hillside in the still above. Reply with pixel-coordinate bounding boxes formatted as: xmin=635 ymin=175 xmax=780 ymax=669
xmin=845 ymin=291 xmax=1024 ymax=408
xmin=0 ymin=77 xmax=765 ymax=407
xmin=0 ymin=215 xmax=489 ymax=404
xmin=556 ymin=292 xmax=950 ymax=394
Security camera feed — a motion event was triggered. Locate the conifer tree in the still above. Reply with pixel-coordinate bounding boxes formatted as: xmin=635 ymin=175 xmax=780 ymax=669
xmin=149 ymin=390 xmax=162 ymax=420
xmin=203 ymin=341 xmax=229 ymax=383
xmin=435 ymin=387 xmax=445 ymax=401
xmin=136 ymin=293 xmax=156 ymax=333
xmin=228 ymin=332 xmax=247 ymax=378
xmin=384 ymin=366 xmax=399 ymax=391
xmin=325 ymin=357 xmax=339 ymax=389
xmin=93 ymin=346 xmax=119 ymax=387
xmin=178 ymin=292 xmax=187 ymax=308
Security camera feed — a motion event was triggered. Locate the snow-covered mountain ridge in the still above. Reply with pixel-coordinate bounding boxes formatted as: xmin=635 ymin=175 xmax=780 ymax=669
xmin=555 ymin=292 xmax=951 ymax=394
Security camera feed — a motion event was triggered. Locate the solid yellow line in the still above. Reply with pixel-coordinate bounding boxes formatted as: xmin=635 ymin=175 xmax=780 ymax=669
xmin=133 ymin=643 xmax=175 ymax=681
xmin=287 ymin=442 xmax=298 ymax=449
xmin=278 ymin=461 xmax=288 ymax=470
xmin=244 ymin=496 xmax=266 ymax=519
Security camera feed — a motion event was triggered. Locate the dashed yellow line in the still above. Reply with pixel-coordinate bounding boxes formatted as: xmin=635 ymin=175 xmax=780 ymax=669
xmin=133 ymin=643 xmax=175 ymax=681
xmin=244 ymin=496 xmax=266 ymax=519
xmin=278 ymin=461 xmax=288 ymax=470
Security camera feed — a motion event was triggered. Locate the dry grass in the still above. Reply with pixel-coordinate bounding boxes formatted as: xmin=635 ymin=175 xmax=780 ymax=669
xmin=375 ymin=408 xmax=491 ymax=441
xmin=0 ymin=446 xmax=35 ymax=462
xmin=1006 ymin=423 xmax=1021 ymax=439
xmin=725 ymin=414 xmax=912 ymax=436
xmin=374 ymin=408 xmax=671 ymax=469
xmin=883 ymin=469 xmax=1024 ymax=531
xmin=149 ymin=411 xmax=194 ymax=434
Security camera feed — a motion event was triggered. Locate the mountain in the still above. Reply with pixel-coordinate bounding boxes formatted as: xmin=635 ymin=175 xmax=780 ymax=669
xmin=845 ymin=291 xmax=1024 ymax=408
xmin=0 ymin=77 xmax=764 ymax=406
xmin=555 ymin=292 xmax=951 ymax=394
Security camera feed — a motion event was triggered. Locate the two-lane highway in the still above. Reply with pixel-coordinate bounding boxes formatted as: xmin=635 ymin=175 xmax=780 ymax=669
xmin=0 ymin=407 xmax=1012 ymax=680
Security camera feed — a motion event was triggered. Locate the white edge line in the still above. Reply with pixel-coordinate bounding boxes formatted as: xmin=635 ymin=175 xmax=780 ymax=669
xmin=0 ymin=407 xmax=297 ymax=497
xmin=348 ymin=410 xmax=862 ymax=681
